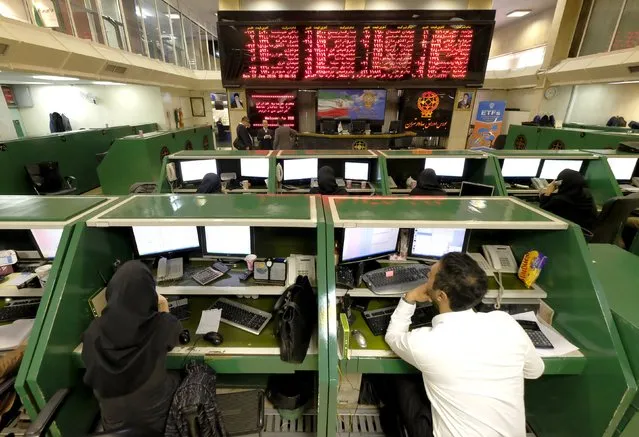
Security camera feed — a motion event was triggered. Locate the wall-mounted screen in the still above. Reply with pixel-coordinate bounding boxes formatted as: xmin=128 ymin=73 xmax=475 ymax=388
xmin=317 ymin=90 xmax=386 ymax=121
xmin=218 ymin=10 xmax=495 ymax=88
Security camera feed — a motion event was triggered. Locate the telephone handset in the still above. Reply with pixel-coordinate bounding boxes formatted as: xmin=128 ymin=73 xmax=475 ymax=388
xmin=166 ymin=163 xmax=177 ymax=182
xmin=387 ymin=176 xmax=398 ymax=189
xmin=632 ymin=177 xmax=639 ymax=188
xmin=531 ymin=178 xmax=548 ymax=190
xmin=482 ymin=245 xmax=518 ymax=273
xmin=287 ymin=254 xmax=316 ymax=286
xmin=467 ymin=253 xmax=494 ymax=277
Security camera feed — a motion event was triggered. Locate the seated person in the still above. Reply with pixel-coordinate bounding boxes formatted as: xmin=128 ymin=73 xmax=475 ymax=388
xmin=410 ymin=169 xmax=446 ymax=196
xmin=196 ymin=173 xmax=222 ymax=194
xmin=539 ymin=169 xmax=597 ymax=232
xmin=82 ymin=261 xmax=181 ymax=434
xmin=385 ymin=252 xmax=544 ymax=437
xmin=309 ymin=166 xmax=347 ymax=196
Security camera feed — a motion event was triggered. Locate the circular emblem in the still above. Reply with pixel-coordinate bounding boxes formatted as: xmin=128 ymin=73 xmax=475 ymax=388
xmin=549 ymin=140 xmax=565 ymax=150
xmin=160 ymin=146 xmax=170 ymax=161
xmin=185 ymin=140 xmax=193 ymax=150
xmin=352 ymin=140 xmax=367 ymax=150
xmin=417 ymin=91 xmax=440 ymax=118
xmin=514 ymin=135 xmax=527 ymax=150
xmin=203 ymin=136 xmax=210 ymax=150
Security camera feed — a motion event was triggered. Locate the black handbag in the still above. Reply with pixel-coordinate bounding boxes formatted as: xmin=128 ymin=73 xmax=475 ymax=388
xmin=273 ymin=276 xmax=317 ymax=363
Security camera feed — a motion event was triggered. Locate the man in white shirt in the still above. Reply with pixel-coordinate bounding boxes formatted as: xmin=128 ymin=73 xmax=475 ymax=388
xmin=385 ymin=252 xmax=544 ymax=437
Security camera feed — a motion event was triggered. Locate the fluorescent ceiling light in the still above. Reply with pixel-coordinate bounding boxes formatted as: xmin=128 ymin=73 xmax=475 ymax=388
xmin=92 ymin=81 xmax=122 ymax=85
xmin=507 ymin=10 xmax=532 ymax=18
xmin=32 ymin=75 xmax=79 ymax=81
xmin=609 ymin=80 xmax=639 ymax=85
xmin=167 ymin=13 xmax=180 ymax=19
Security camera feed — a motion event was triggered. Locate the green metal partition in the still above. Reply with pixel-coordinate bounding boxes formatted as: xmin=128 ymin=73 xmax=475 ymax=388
xmin=0 ymin=126 xmax=151 ymax=195
xmin=26 ymin=194 xmax=329 ymax=437
xmin=379 ymin=149 xmax=506 ymax=196
xmin=322 ymin=196 xmax=635 ymax=437
xmin=158 ymin=150 xmax=275 ymax=193
xmin=563 ymin=122 xmax=638 ymax=133
xmin=506 ymin=125 xmax=639 ymax=151
xmin=98 ymin=126 xmax=213 ymax=195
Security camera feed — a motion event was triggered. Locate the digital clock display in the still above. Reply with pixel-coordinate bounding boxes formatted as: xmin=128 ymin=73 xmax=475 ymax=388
xmin=218 ymin=11 xmax=494 ymax=88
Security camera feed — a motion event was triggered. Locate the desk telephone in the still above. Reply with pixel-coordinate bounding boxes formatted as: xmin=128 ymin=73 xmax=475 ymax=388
xmin=531 ymin=178 xmax=548 ymax=190
xmin=469 ymin=246 xmax=518 ymax=275
xmin=287 ymin=254 xmax=316 ymax=286
xmin=387 ymin=176 xmax=398 ymax=189
xmin=166 ymin=163 xmax=177 ymax=182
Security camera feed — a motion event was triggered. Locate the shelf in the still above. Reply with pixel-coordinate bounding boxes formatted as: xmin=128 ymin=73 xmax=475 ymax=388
xmin=336 ymin=282 xmax=546 ymax=299
xmin=0 ymin=287 xmax=44 ymax=298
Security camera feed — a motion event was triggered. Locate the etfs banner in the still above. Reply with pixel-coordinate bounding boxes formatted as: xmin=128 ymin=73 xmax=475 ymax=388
xmin=467 ymin=101 xmax=506 ymax=148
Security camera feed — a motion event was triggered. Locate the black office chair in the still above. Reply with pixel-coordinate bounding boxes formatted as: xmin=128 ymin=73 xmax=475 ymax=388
xmin=128 ymin=183 xmax=157 ymax=194
xmin=25 ymin=388 xmax=163 ymax=437
xmin=25 ymin=162 xmax=77 ymax=195
xmin=0 ymin=376 xmax=21 ymax=430
xmin=590 ymin=193 xmax=639 ymax=244
xmin=493 ymin=134 xmax=507 ymax=150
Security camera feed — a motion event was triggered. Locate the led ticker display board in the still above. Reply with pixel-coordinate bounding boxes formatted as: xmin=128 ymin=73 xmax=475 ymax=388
xmin=218 ymin=10 xmax=495 ymax=88
xmin=247 ymin=90 xmax=298 ymax=130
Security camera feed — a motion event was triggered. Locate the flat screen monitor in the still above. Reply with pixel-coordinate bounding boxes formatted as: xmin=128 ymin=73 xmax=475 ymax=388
xmin=608 ymin=157 xmax=638 ymax=181
xmin=459 ymin=182 xmax=494 ymax=196
xmin=240 ymin=158 xmax=270 ymax=178
xmin=321 ymin=119 xmax=337 ymax=134
xmin=132 ymin=226 xmax=200 ymax=257
xmin=179 ymin=159 xmax=218 ymax=183
xmin=318 ymin=90 xmax=386 ymax=121
xmin=31 ymin=229 xmax=63 ymax=259
xmin=283 ymin=158 xmax=318 ymax=181
xmin=424 ymin=158 xmax=465 ymax=177
xmin=351 ymin=119 xmax=367 ymax=134
xmin=204 ymin=226 xmax=252 ymax=256
xmin=341 ymin=227 xmax=400 ymax=263
xmin=501 ymin=158 xmax=541 ymax=178
xmin=344 ymin=162 xmax=369 ymax=181
xmin=539 ymin=159 xmax=583 ymax=180
xmin=409 ymin=228 xmax=467 ymax=259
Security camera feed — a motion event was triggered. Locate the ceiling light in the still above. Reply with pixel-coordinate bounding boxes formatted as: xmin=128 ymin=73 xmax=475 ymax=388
xmin=16 ymin=82 xmax=53 ymax=85
xmin=167 ymin=13 xmax=180 ymax=19
xmin=507 ymin=10 xmax=532 ymax=18
xmin=92 ymin=81 xmax=122 ymax=85
xmin=609 ymin=80 xmax=639 ymax=85
xmin=32 ymin=75 xmax=79 ymax=81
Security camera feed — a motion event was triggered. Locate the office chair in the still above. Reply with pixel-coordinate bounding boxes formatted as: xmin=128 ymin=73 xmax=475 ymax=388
xmin=25 ymin=388 xmax=163 ymax=437
xmin=128 ymin=182 xmax=157 ymax=194
xmin=25 ymin=162 xmax=77 ymax=195
xmin=590 ymin=193 xmax=639 ymax=244
xmin=493 ymin=135 xmax=507 ymax=150
xmin=0 ymin=376 xmax=20 ymax=430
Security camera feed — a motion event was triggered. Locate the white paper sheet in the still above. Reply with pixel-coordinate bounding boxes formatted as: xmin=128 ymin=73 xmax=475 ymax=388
xmin=512 ymin=311 xmax=580 ymax=357
xmin=196 ymin=309 xmax=222 ymax=335
xmin=0 ymin=319 xmax=34 ymax=351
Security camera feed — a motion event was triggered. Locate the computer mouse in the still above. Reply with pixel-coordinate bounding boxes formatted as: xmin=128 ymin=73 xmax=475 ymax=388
xmin=178 ymin=329 xmax=190 ymax=345
xmin=204 ymin=331 xmax=224 ymax=346
xmin=352 ymin=330 xmax=367 ymax=349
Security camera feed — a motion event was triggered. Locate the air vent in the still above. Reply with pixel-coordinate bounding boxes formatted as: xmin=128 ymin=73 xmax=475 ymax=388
xmin=337 ymin=413 xmax=384 ymax=436
xmin=104 ymin=64 xmax=127 ymax=74
xmin=263 ymin=411 xmax=316 ymax=436
xmin=0 ymin=43 xmax=9 ymax=55
xmin=628 ymin=65 xmax=639 ymax=74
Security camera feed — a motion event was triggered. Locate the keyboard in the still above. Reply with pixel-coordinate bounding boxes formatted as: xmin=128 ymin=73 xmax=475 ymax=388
xmin=363 ymin=304 xmax=437 ymax=336
xmin=192 ymin=267 xmax=224 ymax=285
xmin=517 ymin=320 xmax=553 ymax=349
xmin=210 ymin=298 xmax=272 ymax=335
xmin=362 ymin=264 xmax=430 ymax=295
xmin=168 ymin=298 xmax=191 ymax=321
xmin=0 ymin=299 xmax=40 ymax=323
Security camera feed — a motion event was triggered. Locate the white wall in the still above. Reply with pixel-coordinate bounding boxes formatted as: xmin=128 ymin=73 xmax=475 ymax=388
xmin=18 ymin=84 xmax=166 ymax=137
xmin=489 ymin=8 xmax=555 ymax=58
xmin=566 ymin=83 xmax=639 ymax=125
xmin=160 ymin=87 xmax=213 ymax=130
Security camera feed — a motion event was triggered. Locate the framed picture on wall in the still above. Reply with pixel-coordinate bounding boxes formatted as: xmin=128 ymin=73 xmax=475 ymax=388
xmin=190 ymin=97 xmax=206 ymax=117
xmin=456 ymin=90 xmax=474 ymax=111
xmin=229 ymin=91 xmax=245 ymax=110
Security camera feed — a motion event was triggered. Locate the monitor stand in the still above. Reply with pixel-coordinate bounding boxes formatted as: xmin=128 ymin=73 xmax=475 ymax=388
xmin=355 ymin=259 xmax=381 ymax=286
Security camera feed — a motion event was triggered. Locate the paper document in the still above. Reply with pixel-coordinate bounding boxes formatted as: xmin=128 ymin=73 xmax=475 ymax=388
xmin=0 ymin=319 xmax=34 ymax=351
xmin=1 ymin=272 xmax=36 ymax=287
xmin=513 ymin=311 xmax=580 ymax=357
xmin=196 ymin=309 xmax=222 ymax=335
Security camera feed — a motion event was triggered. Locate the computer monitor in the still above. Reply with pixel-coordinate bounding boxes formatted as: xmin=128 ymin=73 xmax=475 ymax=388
xmin=31 ymin=229 xmax=63 ymax=259
xmin=341 ymin=227 xmax=400 ymax=263
xmin=424 ymin=158 xmax=465 ymax=177
xmin=389 ymin=120 xmax=401 ymax=134
xmin=501 ymin=158 xmax=541 ymax=178
xmin=283 ymin=158 xmax=318 ymax=181
xmin=344 ymin=162 xmax=369 ymax=181
xmin=370 ymin=122 xmax=383 ymax=134
xmin=240 ymin=158 xmax=269 ymax=178
xmin=204 ymin=226 xmax=252 ymax=256
xmin=351 ymin=120 xmax=367 ymax=134
xmin=459 ymin=182 xmax=495 ymax=197
xmin=539 ymin=159 xmax=583 ymax=180
xmin=179 ymin=159 xmax=218 ymax=183
xmin=607 ymin=157 xmax=638 ymax=181
xmin=409 ymin=228 xmax=467 ymax=259
xmin=321 ymin=119 xmax=337 ymax=134
xmin=132 ymin=226 xmax=200 ymax=257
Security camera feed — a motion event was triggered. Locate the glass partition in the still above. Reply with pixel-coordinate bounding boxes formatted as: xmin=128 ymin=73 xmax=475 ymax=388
xmin=100 ymin=0 xmax=126 ymax=49
xmin=157 ymin=0 xmax=175 ymax=64
xmin=32 ymin=0 xmax=75 ymax=35
xmin=194 ymin=25 xmax=205 ymax=70
xmin=169 ymin=6 xmax=186 ymax=67
xmin=184 ymin=18 xmax=196 ymax=69
xmin=201 ymin=29 xmax=211 ymax=70
xmin=0 ymin=0 xmax=30 ymax=22
xmin=138 ymin=0 xmax=162 ymax=60
xmin=611 ymin=0 xmax=639 ymax=51
xmin=69 ymin=0 xmax=105 ymax=43
xmin=120 ymin=0 xmax=146 ymax=55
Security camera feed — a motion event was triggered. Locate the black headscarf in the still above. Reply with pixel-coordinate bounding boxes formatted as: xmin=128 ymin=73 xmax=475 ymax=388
xmin=539 ymin=169 xmax=598 ymax=231
xmin=82 ymin=261 xmax=180 ymax=398
xmin=410 ymin=169 xmax=447 ymax=196
xmin=310 ymin=166 xmax=347 ymax=195
xmin=196 ymin=173 xmax=222 ymax=194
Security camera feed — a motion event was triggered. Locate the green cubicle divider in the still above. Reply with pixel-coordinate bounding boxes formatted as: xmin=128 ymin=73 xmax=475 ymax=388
xmin=505 ymin=125 xmax=639 ymax=151
xmin=98 ymin=125 xmax=213 ymax=195
xmin=24 ymin=194 xmax=329 ymax=437
xmin=322 ymin=196 xmax=635 ymax=437
xmin=0 ymin=125 xmax=158 ymax=195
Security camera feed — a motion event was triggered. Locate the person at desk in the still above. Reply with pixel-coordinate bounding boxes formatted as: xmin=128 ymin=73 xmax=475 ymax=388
xmin=410 ymin=169 xmax=447 ymax=196
xmin=234 ymin=116 xmax=253 ymax=150
xmin=384 ymin=252 xmax=544 ymax=437
xmin=273 ymin=118 xmax=298 ymax=150
xmin=309 ymin=166 xmax=347 ymax=196
xmin=539 ymin=169 xmax=597 ymax=232
xmin=257 ymin=120 xmax=274 ymax=150
xmin=196 ymin=173 xmax=222 ymax=194
xmin=82 ymin=261 xmax=181 ymax=434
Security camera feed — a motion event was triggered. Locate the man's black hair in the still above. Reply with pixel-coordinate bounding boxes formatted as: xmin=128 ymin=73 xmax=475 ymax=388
xmin=277 ymin=118 xmax=284 ymax=126
xmin=433 ymin=252 xmax=488 ymax=311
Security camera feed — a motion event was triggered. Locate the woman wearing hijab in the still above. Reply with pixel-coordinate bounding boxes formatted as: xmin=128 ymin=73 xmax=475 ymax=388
xmin=82 ymin=261 xmax=181 ymax=434
xmin=310 ymin=166 xmax=348 ymax=195
xmin=539 ymin=168 xmax=598 ymax=231
xmin=196 ymin=173 xmax=222 ymax=194
xmin=410 ymin=169 xmax=447 ymax=196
